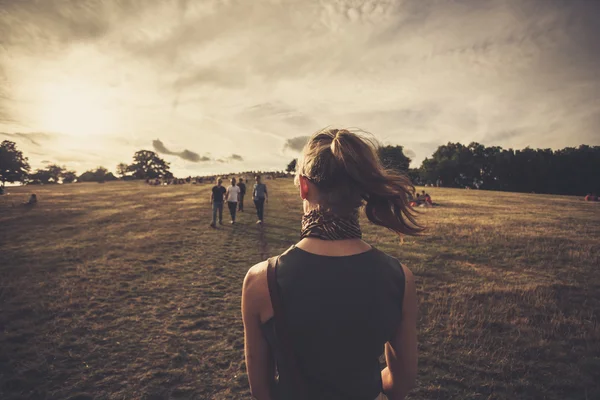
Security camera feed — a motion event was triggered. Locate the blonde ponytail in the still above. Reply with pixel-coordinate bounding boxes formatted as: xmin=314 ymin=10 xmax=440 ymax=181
xmin=296 ymin=128 xmax=423 ymax=236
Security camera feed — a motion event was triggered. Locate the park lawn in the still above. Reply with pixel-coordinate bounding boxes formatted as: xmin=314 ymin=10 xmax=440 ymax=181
xmin=0 ymin=179 xmax=599 ymax=399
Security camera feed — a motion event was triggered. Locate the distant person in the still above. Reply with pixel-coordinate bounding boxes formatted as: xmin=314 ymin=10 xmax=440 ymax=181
xmin=242 ymin=128 xmax=419 ymax=400
xmin=23 ymin=193 xmax=37 ymax=205
xmin=210 ymin=178 xmax=226 ymax=228
xmin=238 ymin=178 xmax=247 ymax=212
xmin=226 ymin=178 xmax=241 ymax=224
xmin=252 ymin=175 xmax=268 ymax=224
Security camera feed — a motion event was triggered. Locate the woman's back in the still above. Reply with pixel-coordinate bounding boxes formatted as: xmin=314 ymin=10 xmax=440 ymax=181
xmin=263 ymin=245 xmax=405 ymax=399
xmin=242 ymin=129 xmax=419 ymax=400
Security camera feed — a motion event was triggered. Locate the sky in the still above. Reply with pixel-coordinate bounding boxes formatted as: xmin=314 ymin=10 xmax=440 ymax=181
xmin=1 ymin=0 xmax=599 ymax=177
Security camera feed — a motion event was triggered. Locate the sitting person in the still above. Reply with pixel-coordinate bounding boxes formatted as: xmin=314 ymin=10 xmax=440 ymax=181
xmin=585 ymin=193 xmax=598 ymax=202
xmin=414 ymin=190 xmax=426 ymax=206
xmin=424 ymin=193 xmax=432 ymax=205
xmin=23 ymin=193 xmax=37 ymax=205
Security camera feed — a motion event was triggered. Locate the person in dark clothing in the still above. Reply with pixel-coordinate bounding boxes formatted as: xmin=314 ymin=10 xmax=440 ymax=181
xmin=242 ymin=128 xmax=420 ymax=400
xmin=238 ymin=178 xmax=247 ymax=212
xmin=252 ymin=175 xmax=268 ymax=224
xmin=210 ymin=178 xmax=226 ymax=227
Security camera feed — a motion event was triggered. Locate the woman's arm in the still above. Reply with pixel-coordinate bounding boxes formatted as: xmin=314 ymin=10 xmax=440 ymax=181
xmin=242 ymin=263 xmax=274 ymax=400
xmin=381 ymin=265 xmax=418 ymax=400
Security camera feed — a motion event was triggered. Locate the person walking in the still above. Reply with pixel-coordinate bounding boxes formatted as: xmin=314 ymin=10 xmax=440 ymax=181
xmin=238 ymin=178 xmax=247 ymax=212
xmin=226 ymin=178 xmax=241 ymax=224
xmin=242 ymin=128 xmax=420 ymax=400
xmin=252 ymin=175 xmax=268 ymax=224
xmin=210 ymin=177 xmax=226 ymax=228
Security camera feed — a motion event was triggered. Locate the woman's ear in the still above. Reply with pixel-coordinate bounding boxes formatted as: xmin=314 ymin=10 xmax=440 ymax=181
xmin=299 ymin=175 xmax=310 ymax=200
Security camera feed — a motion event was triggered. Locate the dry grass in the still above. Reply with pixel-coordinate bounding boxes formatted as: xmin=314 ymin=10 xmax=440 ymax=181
xmin=1 ymin=180 xmax=599 ymax=399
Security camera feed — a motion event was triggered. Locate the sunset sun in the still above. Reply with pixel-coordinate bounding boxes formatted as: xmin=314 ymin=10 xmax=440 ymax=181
xmin=37 ymin=82 xmax=119 ymax=137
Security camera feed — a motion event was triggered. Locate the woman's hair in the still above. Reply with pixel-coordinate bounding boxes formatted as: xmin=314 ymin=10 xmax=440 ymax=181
xmin=295 ymin=128 xmax=423 ymax=236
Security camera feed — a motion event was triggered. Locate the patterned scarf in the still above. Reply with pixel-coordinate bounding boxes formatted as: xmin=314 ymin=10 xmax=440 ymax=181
xmin=300 ymin=208 xmax=362 ymax=240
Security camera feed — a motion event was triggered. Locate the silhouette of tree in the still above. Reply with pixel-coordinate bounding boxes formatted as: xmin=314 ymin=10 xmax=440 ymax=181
xmin=286 ymin=159 xmax=297 ymax=173
xmin=45 ymin=164 xmax=65 ymax=183
xmin=378 ymin=145 xmax=411 ymax=172
xmin=0 ymin=140 xmax=30 ymax=187
xmin=61 ymin=170 xmax=77 ymax=183
xmin=419 ymin=143 xmax=600 ymax=195
xmin=78 ymin=167 xmax=117 ymax=183
xmin=128 ymin=150 xmax=171 ymax=179
xmin=116 ymin=162 xmax=129 ymax=178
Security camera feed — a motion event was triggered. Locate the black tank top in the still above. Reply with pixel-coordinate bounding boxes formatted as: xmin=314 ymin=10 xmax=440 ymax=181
xmin=261 ymin=245 xmax=406 ymax=400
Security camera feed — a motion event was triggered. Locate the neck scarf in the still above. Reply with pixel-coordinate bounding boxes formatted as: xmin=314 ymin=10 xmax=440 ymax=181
xmin=300 ymin=208 xmax=362 ymax=240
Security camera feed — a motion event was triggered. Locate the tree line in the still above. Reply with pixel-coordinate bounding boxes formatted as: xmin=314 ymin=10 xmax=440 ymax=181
xmin=2 ymin=139 xmax=598 ymax=196
xmin=414 ymin=142 xmax=599 ymax=195
xmin=0 ymin=141 xmax=174 ymax=186
xmin=286 ymin=143 xmax=599 ymax=196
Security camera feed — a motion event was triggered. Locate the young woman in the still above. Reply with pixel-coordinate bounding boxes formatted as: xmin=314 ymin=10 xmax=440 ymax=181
xmin=242 ymin=129 xmax=420 ymax=400
xmin=226 ymin=178 xmax=241 ymax=224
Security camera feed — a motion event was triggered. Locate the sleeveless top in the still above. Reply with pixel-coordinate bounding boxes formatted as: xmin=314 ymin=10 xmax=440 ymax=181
xmin=261 ymin=245 xmax=406 ymax=400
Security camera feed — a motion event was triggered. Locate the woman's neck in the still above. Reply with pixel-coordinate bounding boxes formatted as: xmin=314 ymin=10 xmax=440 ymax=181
xmin=295 ymin=237 xmax=372 ymax=257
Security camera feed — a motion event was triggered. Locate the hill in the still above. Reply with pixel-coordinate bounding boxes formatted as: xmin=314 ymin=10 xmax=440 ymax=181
xmin=1 ymin=180 xmax=599 ymax=399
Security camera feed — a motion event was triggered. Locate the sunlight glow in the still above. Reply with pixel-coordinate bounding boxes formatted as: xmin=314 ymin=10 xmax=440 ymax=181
xmin=37 ymin=81 xmax=120 ymax=137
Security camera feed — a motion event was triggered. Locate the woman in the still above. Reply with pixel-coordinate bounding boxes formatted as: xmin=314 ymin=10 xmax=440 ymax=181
xmin=226 ymin=178 xmax=241 ymax=224
xmin=242 ymin=128 xmax=420 ymax=400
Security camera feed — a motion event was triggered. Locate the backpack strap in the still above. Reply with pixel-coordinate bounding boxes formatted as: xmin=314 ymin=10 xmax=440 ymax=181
xmin=266 ymin=256 xmax=308 ymax=398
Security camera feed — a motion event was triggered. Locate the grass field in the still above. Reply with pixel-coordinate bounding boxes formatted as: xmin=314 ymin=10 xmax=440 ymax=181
xmin=1 ymin=179 xmax=599 ymax=400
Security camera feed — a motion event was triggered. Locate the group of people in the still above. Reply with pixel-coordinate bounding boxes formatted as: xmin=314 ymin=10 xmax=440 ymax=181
xmin=585 ymin=193 xmax=599 ymax=202
xmin=210 ymin=175 xmax=268 ymax=227
xmin=409 ymin=190 xmax=433 ymax=207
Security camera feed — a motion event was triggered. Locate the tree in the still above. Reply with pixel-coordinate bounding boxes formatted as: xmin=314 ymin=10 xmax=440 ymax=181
xmin=378 ymin=145 xmax=411 ymax=172
xmin=93 ymin=166 xmax=108 ymax=182
xmin=77 ymin=166 xmax=117 ymax=183
xmin=28 ymin=169 xmax=52 ymax=185
xmin=128 ymin=150 xmax=171 ymax=179
xmin=45 ymin=164 xmax=65 ymax=183
xmin=116 ymin=162 xmax=129 ymax=178
xmin=286 ymin=159 xmax=297 ymax=174
xmin=407 ymin=168 xmax=422 ymax=186
xmin=0 ymin=140 xmax=30 ymax=187
xmin=61 ymin=170 xmax=77 ymax=183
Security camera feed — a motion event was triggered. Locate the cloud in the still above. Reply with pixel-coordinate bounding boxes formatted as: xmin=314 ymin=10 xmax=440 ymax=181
xmin=404 ymin=148 xmax=416 ymax=160
xmin=1 ymin=0 xmax=600 ymax=174
xmin=0 ymin=132 xmax=57 ymax=146
xmin=152 ymin=139 xmax=243 ymax=163
xmin=152 ymin=139 xmax=205 ymax=162
xmin=283 ymin=136 xmax=310 ymax=152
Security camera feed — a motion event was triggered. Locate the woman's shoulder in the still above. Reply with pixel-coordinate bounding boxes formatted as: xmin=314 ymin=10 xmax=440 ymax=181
xmin=370 ymin=247 xmax=406 ymax=277
xmin=243 ymin=260 xmax=269 ymax=300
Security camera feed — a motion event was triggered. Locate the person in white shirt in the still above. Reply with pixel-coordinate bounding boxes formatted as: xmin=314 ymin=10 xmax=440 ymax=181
xmin=226 ymin=178 xmax=241 ymax=224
